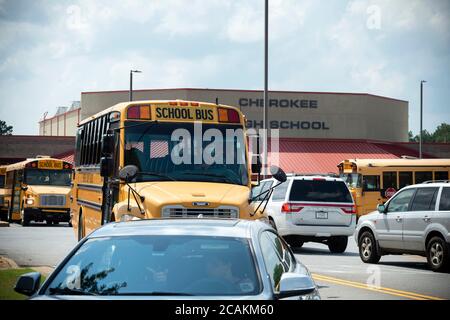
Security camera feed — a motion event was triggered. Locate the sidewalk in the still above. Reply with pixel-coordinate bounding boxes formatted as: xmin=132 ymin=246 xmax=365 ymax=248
xmin=0 ymin=255 xmax=53 ymax=276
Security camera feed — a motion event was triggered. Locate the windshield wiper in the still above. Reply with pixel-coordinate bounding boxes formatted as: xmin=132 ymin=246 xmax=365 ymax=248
xmin=48 ymin=287 xmax=98 ymax=296
xmin=136 ymin=172 xmax=176 ymax=181
xmin=180 ymin=172 xmax=237 ymax=184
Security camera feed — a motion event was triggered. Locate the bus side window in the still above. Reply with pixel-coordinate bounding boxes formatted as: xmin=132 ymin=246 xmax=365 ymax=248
xmin=362 ymin=175 xmax=380 ymax=192
xmin=383 ymin=171 xmax=397 ymax=190
xmin=399 ymin=172 xmax=413 ymax=189
xmin=434 ymin=171 xmax=449 ymax=181
xmin=415 ymin=172 xmax=432 ymax=184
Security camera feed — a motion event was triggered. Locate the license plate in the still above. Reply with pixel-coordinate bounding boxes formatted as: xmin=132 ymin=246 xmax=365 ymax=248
xmin=316 ymin=211 xmax=328 ymax=219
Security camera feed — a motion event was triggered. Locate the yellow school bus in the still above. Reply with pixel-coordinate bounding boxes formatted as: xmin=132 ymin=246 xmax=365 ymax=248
xmin=0 ymin=166 xmax=9 ymax=221
xmin=5 ymin=156 xmax=73 ymax=225
xmin=71 ymin=100 xmax=270 ymax=240
xmin=338 ymin=158 xmax=450 ymax=217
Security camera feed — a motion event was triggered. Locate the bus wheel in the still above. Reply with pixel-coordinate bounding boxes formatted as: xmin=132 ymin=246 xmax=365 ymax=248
xmin=21 ymin=210 xmax=30 ymax=227
xmin=77 ymin=212 xmax=84 ymax=242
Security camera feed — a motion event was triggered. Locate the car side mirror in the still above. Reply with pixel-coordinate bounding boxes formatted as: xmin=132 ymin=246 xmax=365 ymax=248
xmin=119 ymin=165 xmax=139 ymax=182
xmin=276 ymin=272 xmax=316 ymax=299
xmin=270 ymin=166 xmax=287 ymax=183
xmin=100 ymin=157 xmax=114 ymax=178
xmin=377 ymin=204 xmax=386 ymax=214
xmin=14 ymin=272 xmax=41 ymax=296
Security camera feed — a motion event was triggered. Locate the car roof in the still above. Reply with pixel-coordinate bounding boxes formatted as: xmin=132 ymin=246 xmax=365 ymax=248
xmin=261 ymin=175 xmax=344 ymax=182
xmin=402 ymin=182 xmax=450 ymax=189
xmin=88 ymin=218 xmax=268 ymax=239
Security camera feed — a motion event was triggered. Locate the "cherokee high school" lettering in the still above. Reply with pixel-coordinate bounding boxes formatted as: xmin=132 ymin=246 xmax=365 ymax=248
xmin=238 ymin=98 xmax=318 ymax=109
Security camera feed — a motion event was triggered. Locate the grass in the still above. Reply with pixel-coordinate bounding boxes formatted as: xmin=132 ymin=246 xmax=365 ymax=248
xmin=0 ymin=268 xmax=46 ymax=300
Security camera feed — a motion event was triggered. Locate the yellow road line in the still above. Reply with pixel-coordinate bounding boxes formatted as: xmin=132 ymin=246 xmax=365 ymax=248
xmin=312 ymin=273 xmax=445 ymax=301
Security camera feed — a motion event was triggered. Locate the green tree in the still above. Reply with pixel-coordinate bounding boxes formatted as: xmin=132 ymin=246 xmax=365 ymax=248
xmin=0 ymin=120 xmax=13 ymax=135
xmin=432 ymin=123 xmax=450 ymax=143
xmin=408 ymin=131 xmax=415 ymax=142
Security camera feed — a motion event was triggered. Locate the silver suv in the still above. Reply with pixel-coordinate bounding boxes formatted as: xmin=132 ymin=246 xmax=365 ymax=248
xmin=355 ymin=182 xmax=450 ymax=272
xmin=253 ymin=175 xmax=356 ymax=253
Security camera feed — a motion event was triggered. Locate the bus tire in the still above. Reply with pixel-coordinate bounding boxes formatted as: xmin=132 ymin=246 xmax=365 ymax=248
xmin=77 ymin=211 xmax=84 ymax=242
xmin=21 ymin=209 xmax=30 ymax=227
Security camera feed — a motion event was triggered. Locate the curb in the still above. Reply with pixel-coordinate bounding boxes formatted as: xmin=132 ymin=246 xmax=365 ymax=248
xmin=0 ymin=221 xmax=9 ymax=227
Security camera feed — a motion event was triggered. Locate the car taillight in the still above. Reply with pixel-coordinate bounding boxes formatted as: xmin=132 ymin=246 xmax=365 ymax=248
xmin=281 ymin=203 xmax=303 ymax=213
xmin=341 ymin=205 xmax=356 ymax=214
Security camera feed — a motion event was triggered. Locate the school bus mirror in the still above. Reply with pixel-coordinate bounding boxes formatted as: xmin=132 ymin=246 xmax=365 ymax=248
xmin=21 ymin=185 xmax=28 ymax=191
xmin=101 ymin=133 xmax=115 ymax=156
xmin=100 ymin=157 xmax=114 ymax=178
xmin=119 ymin=165 xmax=139 ymax=183
xmin=251 ymin=155 xmax=262 ymax=174
xmin=270 ymin=165 xmax=287 ymax=183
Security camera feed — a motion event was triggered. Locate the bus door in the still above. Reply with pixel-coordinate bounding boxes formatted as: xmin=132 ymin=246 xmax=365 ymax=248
xmin=361 ymin=174 xmax=382 ymax=214
xmin=9 ymin=170 xmax=23 ymax=220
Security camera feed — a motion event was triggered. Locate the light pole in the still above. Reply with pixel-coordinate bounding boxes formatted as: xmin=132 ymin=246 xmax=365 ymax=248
xmin=263 ymin=0 xmax=269 ymax=176
xmin=129 ymin=70 xmax=142 ymax=101
xmin=420 ymin=80 xmax=426 ymax=159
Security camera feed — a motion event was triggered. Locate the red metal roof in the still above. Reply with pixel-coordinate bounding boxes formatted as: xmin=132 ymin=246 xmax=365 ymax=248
xmin=267 ymin=139 xmax=435 ymax=174
xmin=49 ymin=139 xmax=440 ymax=172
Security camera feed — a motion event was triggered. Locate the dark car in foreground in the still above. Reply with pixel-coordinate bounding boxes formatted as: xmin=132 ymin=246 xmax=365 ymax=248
xmin=15 ymin=218 xmax=320 ymax=300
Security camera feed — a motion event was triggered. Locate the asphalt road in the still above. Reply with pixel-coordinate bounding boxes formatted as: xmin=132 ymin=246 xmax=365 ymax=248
xmin=1 ymin=222 xmax=449 ymax=300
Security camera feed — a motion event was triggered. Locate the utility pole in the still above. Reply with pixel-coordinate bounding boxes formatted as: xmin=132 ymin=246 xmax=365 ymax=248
xmin=263 ymin=0 xmax=269 ymax=176
xmin=420 ymin=80 xmax=426 ymax=159
xmin=129 ymin=70 xmax=142 ymax=101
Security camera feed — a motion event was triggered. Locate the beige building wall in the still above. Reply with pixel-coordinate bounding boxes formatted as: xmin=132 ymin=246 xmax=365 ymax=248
xmin=39 ymin=108 xmax=81 ymax=136
xmin=80 ymin=89 xmax=408 ymax=142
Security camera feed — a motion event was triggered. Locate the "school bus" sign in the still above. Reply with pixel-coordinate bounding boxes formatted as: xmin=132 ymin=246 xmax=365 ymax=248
xmin=38 ymin=160 xmax=63 ymax=170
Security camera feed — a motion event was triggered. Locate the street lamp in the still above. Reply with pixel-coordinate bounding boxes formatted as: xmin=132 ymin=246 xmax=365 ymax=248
xmin=420 ymin=80 xmax=426 ymax=159
xmin=129 ymin=70 xmax=142 ymax=102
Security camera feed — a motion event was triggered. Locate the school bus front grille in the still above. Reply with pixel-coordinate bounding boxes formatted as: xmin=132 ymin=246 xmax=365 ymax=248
xmin=40 ymin=194 xmax=66 ymax=207
xmin=162 ymin=206 xmax=239 ymax=218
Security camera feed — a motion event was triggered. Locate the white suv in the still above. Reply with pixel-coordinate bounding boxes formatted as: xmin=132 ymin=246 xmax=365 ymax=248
xmin=253 ymin=175 xmax=356 ymax=253
xmin=355 ymin=181 xmax=450 ymax=272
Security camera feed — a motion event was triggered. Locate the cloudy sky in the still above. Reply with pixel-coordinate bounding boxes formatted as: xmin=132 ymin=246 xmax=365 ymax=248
xmin=0 ymin=0 xmax=449 ymax=135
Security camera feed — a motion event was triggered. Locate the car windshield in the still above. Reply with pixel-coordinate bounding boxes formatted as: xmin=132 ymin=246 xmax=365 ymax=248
xmin=45 ymin=235 xmax=261 ymax=296
xmin=25 ymin=169 xmax=72 ymax=186
xmin=124 ymin=121 xmax=248 ymax=186
xmin=290 ymin=179 xmax=353 ymax=203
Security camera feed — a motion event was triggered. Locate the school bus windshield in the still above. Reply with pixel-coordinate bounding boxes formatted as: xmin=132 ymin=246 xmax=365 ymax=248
xmin=340 ymin=173 xmax=362 ymax=189
xmin=25 ymin=169 xmax=72 ymax=186
xmin=124 ymin=121 xmax=248 ymax=186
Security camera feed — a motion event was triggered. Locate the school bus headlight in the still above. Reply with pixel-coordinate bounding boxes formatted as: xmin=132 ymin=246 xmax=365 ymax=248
xmin=120 ymin=214 xmax=141 ymax=222
xmin=26 ymin=198 xmax=35 ymax=205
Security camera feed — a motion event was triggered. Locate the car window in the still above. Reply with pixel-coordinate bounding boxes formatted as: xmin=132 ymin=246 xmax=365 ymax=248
xmin=410 ymin=188 xmax=439 ymax=211
xmin=271 ymin=180 xmax=289 ymax=201
xmin=259 ymin=231 xmax=286 ymax=292
xmin=257 ymin=181 xmax=273 ymax=201
xmin=387 ymin=188 xmax=416 ymax=213
xmin=251 ymin=183 xmax=263 ymax=200
xmin=44 ymin=235 xmax=261 ymax=296
xmin=439 ymin=187 xmax=450 ymax=211
xmin=289 ymin=179 xmax=353 ymax=203
xmin=265 ymin=232 xmax=294 ymax=271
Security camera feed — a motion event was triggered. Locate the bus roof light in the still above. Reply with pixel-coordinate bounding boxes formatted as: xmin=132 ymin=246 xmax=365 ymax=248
xmin=127 ymin=106 xmax=140 ymax=119
xmin=227 ymin=109 xmax=240 ymax=123
xmin=140 ymin=106 xmax=151 ymax=119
